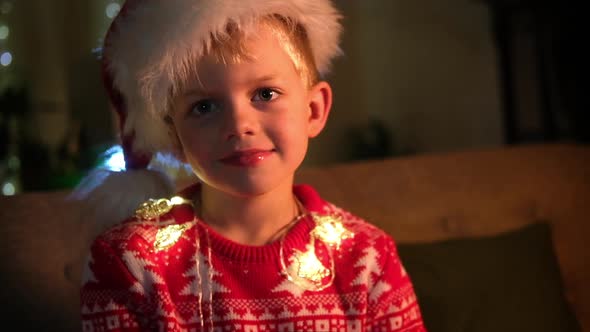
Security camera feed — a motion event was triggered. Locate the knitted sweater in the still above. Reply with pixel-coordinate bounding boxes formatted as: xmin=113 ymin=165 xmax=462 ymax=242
xmin=80 ymin=184 xmax=426 ymax=331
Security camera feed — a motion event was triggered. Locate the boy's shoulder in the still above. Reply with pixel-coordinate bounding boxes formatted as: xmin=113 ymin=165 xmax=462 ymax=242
xmin=297 ymin=184 xmax=396 ymax=244
xmin=93 ymin=195 xmax=197 ymax=253
xmin=320 ymin=201 xmax=395 ymax=243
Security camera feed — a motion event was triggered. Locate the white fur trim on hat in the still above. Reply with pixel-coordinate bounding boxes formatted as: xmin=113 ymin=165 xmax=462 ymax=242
xmin=69 ymin=168 xmax=175 ymax=231
xmin=104 ymin=0 xmax=343 ymax=155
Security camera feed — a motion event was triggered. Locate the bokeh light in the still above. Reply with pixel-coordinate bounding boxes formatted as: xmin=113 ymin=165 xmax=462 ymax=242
xmin=0 ymin=1 xmax=12 ymax=15
xmin=0 ymin=25 xmax=8 ymax=40
xmin=105 ymin=3 xmax=121 ymax=19
xmin=2 ymin=182 xmax=15 ymax=196
xmin=102 ymin=145 xmax=126 ymax=171
xmin=0 ymin=51 xmax=12 ymax=66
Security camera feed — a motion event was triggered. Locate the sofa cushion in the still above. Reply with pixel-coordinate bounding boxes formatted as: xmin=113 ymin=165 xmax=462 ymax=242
xmin=397 ymin=222 xmax=581 ymax=332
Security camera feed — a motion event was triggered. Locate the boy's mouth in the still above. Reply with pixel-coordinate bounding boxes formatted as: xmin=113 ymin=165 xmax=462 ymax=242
xmin=219 ymin=149 xmax=275 ymax=167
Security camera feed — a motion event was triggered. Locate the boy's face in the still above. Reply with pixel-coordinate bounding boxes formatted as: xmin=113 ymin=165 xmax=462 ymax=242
xmin=169 ymin=25 xmax=330 ymax=197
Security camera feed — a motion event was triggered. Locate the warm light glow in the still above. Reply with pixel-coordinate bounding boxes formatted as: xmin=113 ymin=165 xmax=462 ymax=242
xmin=311 ymin=215 xmax=354 ymax=250
xmin=170 ymin=196 xmax=185 ymax=205
xmin=154 ymin=223 xmax=192 ymax=251
xmin=0 ymin=1 xmax=12 ymax=15
xmin=292 ymin=245 xmax=331 ymax=286
xmin=134 ymin=196 xmax=191 ymax=220
xmin=2 ymin=182 xmax=15 ymax=196
xmin=105 ymin=2 xmax=121 ymax=19
xmin=0 ymin=51 xmax=12 ymax=66
xmin=0 ymin=25 xmax=9 ymax=40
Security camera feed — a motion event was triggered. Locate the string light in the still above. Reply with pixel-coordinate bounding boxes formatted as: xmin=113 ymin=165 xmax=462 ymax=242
xmin=105 ymin=2 xmax=121 ymax=19
xmin=100 ymin=145 xmax=126 ymax=171
xmin=0 ymin=51 xmax=12 ymax=66
xmin=2 ymin=182 xmax=15 ymax=196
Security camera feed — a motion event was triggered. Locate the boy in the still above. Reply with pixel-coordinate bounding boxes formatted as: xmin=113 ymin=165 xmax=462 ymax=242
xmin=78 ymin=0 xmax=426 ymax=331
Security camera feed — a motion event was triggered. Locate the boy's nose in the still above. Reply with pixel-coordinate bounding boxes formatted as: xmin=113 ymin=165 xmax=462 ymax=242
xmin=222 ymin=101 xmax=257 ymax=141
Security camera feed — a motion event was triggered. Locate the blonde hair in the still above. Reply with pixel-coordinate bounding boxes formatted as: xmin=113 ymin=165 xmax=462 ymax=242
xmin=178 ymin=15 xmax=319 ymax=95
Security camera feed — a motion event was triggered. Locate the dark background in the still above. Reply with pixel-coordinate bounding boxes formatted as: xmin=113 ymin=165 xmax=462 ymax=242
xmin=0 ymin=0 xmax=587 ymax=194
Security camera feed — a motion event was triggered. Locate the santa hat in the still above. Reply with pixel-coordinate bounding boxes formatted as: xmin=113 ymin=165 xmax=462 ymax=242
xmin=70 ymin=0 xmax=343 ymax=231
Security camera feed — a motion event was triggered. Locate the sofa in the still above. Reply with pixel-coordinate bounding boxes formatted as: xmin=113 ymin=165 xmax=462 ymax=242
xmin=0 ymin=143 xmax=587 ymax=331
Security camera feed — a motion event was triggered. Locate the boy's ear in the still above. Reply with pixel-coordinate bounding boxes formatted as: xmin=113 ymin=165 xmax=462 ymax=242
xmin=306 ymin=81 xmax=332 ymax=138
xmin=164 ymin=115 xmax=187 ymax=163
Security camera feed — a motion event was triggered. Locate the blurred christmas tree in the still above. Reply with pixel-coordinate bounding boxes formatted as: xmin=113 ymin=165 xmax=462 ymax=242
xmin=0 ymin=86 xmax=27 ymax=195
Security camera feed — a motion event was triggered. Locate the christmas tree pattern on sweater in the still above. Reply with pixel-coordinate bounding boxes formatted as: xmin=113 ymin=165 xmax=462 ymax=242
xmin=80 ymin=185 xmax=426 ymax=331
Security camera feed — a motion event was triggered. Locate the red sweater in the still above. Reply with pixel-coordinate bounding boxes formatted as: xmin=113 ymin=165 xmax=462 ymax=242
xmin=80 ymin=184 xmax=426 ymax=331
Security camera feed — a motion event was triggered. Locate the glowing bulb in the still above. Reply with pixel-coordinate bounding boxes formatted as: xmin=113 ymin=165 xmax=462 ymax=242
xmin=311 ymin=215 xmax=354 ymax=250
xmin=0 ymin=25 xmax=9 ymax=40
xmin=103 ymin=147 xmax=126 ymax=171
xmin=0 ymin=51 xmax=12 ymax=66
xmin=170 ymin=196 xmax=185 ymax=205
xmin=292 ymin=245 xmax=330 ymax=285
xmin=2 ymin=182 xmax=15 ymax=196
xmin=154 ymin=223 xmax=191 ymax=252
xmin=105 ymin=3 xmax=121 ymax=19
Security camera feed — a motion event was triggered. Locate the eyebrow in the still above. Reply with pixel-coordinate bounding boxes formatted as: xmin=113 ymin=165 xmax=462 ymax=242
xmin=181 ymin=75 xmax=279 ymax=98
xmin=251 ymin=75 xmax=277 ymax=84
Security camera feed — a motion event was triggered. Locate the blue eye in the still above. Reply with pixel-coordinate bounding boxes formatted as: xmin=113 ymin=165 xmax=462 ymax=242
xmin=253 ymin=88 xmax=279 ymax=102
xmin=190 ymin=99 xmax=218 ymax=116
